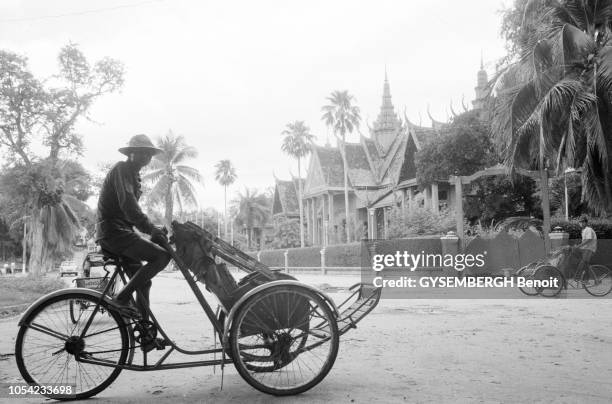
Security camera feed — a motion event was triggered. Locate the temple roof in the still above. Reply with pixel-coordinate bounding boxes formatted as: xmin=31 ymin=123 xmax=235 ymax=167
xmin=272 ymin=178 xmax=303 ymax=217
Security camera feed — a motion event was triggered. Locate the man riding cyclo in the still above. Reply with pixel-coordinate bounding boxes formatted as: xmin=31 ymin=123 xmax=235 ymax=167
xmin=95 ymin=134 xmax=171 ymax=351
xmin=576 ymin=216 xmax=597 ymax=274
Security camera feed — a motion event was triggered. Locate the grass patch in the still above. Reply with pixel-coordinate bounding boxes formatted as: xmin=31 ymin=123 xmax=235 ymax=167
xmin=0 ymin=275 xmax=66 ymax=317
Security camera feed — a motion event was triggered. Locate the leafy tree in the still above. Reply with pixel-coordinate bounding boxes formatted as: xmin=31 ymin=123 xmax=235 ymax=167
xmin=0 ymin=51 xmax=45 ymax=166
xmin=214 ymin=159 xmax=237 ymax=239
xmin=464 ymin=176 xmax=541 ymax=226
xmin=143 ymin=131 xmax=203 ymax=228
xmin=492 ymin=0 xmax=612 ymax=216
xmin=232 ymin=188 xmax=270 ymax=249
xmin=0 ymin=160 xmax=90 ymax=272
xmin=321 ymin=90 xmax=361 ymax=242
xmin=43 ymin=43 xmax=124 ymax=163
xmin=499 ymin=0 xmax=554 ymax=64
xmin=268 ymin=217 xmax=301 ymax=249
xmin=0 ymin=45 xmax=121 ymax=273
xmin=549 ymin=170 xmax=585 ymax=218
xmin=416 ymin=110 xmax=497 ymax=186
xmin=280 ymin=120 xmax=315 ymax=248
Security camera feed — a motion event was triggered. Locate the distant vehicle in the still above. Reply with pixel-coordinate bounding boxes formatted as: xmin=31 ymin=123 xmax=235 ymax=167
xmin=59 ymin=261 xmax=79 ymax=277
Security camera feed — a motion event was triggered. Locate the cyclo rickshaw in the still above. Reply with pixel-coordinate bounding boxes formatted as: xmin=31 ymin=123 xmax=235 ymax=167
xmin=14 ymin=221 xmax=381 ymax=400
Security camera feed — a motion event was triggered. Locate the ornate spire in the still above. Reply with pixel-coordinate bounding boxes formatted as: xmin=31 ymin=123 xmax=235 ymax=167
xmin=473 ymin=53 xmax=488 ymax=110
xmin=370 ymin=69 xmax=402 ymax=154
xmin=374 ymin=70 xmax=400 ymax=132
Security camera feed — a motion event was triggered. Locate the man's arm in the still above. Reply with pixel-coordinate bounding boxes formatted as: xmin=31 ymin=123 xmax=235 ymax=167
xmin=113 ymin=165 xmax=155 ymax=234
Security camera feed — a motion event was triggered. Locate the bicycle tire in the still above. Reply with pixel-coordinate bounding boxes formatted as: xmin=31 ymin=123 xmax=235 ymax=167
xmin=533 ymin=265 xmax=564 ymax=297
xmin=582 ymin=265 xmax=612 ymax=297
xmin=516 ymin=265 xmax=539 ymax=296
xmin=230 ymin=285 xmax=339 ymax=396
xmin=15 ymin=292 xmax=130 ymax=400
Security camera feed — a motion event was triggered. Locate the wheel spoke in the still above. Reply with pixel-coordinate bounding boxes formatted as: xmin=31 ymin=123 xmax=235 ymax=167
xmin=231 ymin=286 xmax=339 ymax=395
xmin=16 ymin=293 xmax=129 ymax=399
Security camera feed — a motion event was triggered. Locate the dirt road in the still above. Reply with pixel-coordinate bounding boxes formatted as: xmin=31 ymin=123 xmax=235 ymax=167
xmin=1 ymin=272 xmax=611 ymax=403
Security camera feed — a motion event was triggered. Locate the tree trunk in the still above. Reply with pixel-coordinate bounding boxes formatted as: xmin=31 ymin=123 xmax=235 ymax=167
xmin=298 ymin=158 xmax=305 ymax=247
xmin=341 ymin=142 xmax=351 ymax=243
xmin=164 ymin=181 xmax=174 ymax=229
xmin=539 ymin=120 xmax=551 ymax=254
xmin=224 ymin=186 xmax=228 ymax=239
xmin=28 ymin=215 xmax=46 ymax=275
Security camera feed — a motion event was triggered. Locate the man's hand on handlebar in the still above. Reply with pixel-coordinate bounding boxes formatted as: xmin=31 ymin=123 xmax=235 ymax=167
xmin=150 ymin=226 xmax=169 ymax=246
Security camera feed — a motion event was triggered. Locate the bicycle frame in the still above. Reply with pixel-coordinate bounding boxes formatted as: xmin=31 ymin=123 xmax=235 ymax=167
xmin=74 ymin=249 xmax=233 ymax=372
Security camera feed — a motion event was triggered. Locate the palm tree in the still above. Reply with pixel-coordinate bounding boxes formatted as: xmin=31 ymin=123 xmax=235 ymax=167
xmin=281 ymin=121 xmax=315 ymax=247
xmin=321 ymin=90 xmax=361 ymax=242
xmin=492 ymin=0 xmax=612 ymax=216
xmin=143 ymin=131 xmax=203 ymax=228
xmin=6 ymin=160 xmax=90 ymax=274
xmin=214 ymin=159 xmax=237 ymax=239
xmin=232 ymin=188 xmax=270 ymax=249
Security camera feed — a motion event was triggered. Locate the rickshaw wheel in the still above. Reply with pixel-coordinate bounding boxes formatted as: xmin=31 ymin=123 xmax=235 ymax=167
xmin=516 ymin=264 xmax=539 ymax=296
xmin=534 ymin=265 xmax=564 ymax=297
xmin=230 ymin=284 xmax=339 ymax=396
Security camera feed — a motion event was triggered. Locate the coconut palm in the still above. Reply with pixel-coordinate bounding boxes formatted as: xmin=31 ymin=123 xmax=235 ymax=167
xmin=214 ymin=159 xmax=237 ymax=239
xmin=321 ymin=90 xmax=361 ymax=242
xmin=2 ymin=160 xmax=91 ymax=274
xmin=143 ymin=131 xmax=203 ymax=228
xmin=281 ymin=120 xmax=315 ymax=247
xmin=232 ymin=188 xmax=270 ymax=249
xmin=492 ymin=0 xmax=612 ymax=216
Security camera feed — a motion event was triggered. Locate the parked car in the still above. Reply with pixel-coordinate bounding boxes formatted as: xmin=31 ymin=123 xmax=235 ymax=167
xmin=59 ymin=260 xmax=79 ymax=277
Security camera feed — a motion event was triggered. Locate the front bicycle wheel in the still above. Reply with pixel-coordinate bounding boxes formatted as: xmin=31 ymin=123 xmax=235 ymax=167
xmin=533 ymin=265 xmax=564 ymax=297
xmin=582 ymin=265 xmax=612 ymax=297
xmin=15 ymin=292 xmax=130 ymax=400
xmin=230 ymin=285 xmax=339 ymax=396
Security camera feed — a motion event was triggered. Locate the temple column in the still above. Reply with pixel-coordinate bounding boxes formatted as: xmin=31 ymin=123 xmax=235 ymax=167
xmin=311 ymin=198 xmax=317 ymax=245
xmin=306 ymin=198 xmax=311 ymax=244
xmin=432 ymin=182 xmax=439 ymax=214
xmin=424 ymin=187 xmax=432 ymax=210
xmin=407 ymin=188 xmax=414 ymax=212
xmin=328 ymin=192 xmax=335 ymax=244
xmin=383 ymin=207 xmax=389 ymax=239
xmin=371 ymin=209 xmax=378 ymax=239
xmin=320 ymin=195 xmax=327 ymax=245
xmin=401 ymin=189 xmax=406 ymax=219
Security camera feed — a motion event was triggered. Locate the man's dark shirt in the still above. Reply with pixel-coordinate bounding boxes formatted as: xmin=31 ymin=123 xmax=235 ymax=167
xmin=96 ymin=161 xmax=154 ymax=241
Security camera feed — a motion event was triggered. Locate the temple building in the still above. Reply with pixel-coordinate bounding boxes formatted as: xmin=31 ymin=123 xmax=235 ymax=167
xmin=273 ymin=62 xmax=488 ymax=244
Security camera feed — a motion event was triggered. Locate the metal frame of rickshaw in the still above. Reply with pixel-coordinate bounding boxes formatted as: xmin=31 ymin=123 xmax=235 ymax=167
xmin=21 ymin=235 xmax=342 ymax=372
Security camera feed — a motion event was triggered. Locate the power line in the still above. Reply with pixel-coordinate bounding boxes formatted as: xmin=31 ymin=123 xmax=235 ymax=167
xmin=0 ymin=0 xmax=165 ymax=23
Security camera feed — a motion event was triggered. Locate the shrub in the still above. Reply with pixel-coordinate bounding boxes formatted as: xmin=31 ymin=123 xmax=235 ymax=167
xmin=325 ymin=243 xmax=362 ymax=267
xmin=258 ymin=249 xmax=285 ymax=267
xmin=267 ymin=217 xmax=301 ymax=249
xmin=288 ymin=247 xmax=322 ymax=268
xmin=387 ymin=206 xmax=455 ymax=238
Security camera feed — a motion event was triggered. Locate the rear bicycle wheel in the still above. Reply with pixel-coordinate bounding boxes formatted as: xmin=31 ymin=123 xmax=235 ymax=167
xmin=533 ymin=265 xmax=564 ymax=297
xmin=582 ymin=265 xmax=612 ymax=297
xmin=15 ymin=292 xmax=130 ymax=400
xmin=516 ymin=265 xmax=539 ymax=296
xmin=230 ymin=285 xmax=339 ymax=396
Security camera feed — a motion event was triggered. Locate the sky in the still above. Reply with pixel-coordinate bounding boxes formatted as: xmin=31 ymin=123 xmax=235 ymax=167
xmin=0 ymin=0 xmax=513 ymax=211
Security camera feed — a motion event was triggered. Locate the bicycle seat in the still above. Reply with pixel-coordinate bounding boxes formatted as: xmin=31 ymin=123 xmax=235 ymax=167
xmin=100 ymin=249 xmax=123 ymax=263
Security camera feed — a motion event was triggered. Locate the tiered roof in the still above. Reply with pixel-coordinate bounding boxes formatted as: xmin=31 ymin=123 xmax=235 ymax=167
xmin=303 ymin=73 xmax=440 ymax=209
